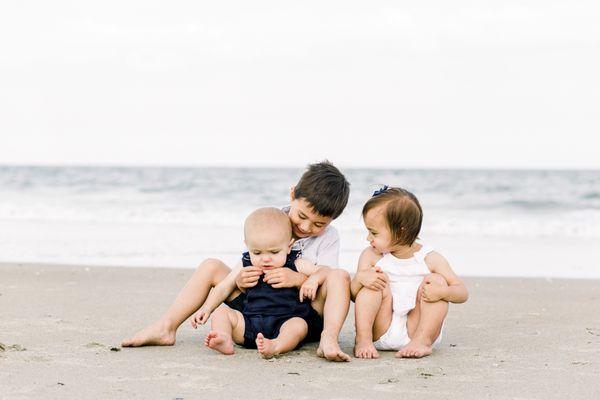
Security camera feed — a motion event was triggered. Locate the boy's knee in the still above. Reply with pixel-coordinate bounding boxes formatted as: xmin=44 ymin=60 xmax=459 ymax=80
xmin=198 ymin=258 xmax=225 ymax=273
xmin=425 ymin=273 xmax=448 ymax=287
xmin=326 ymin=268 xmax=351 ymax=284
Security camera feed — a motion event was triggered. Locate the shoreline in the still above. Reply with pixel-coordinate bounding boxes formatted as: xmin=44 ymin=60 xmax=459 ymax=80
xmin=1 ymin=263 xmax=599 ymax=399
xmin=2 ymin=258 xmax=600 ymax=281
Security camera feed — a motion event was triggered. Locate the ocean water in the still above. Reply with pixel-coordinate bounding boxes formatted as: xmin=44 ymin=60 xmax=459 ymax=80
xmin=1 ymin=166 xmax=599 ymax=278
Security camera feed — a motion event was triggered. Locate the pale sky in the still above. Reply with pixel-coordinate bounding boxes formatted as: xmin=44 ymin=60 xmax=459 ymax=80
xmin=1 ymin=1 xmax=599 ymax=169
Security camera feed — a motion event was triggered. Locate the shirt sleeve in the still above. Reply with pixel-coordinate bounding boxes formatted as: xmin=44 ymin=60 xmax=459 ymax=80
xmin=315 ymin=227 xmax=340 ymax=268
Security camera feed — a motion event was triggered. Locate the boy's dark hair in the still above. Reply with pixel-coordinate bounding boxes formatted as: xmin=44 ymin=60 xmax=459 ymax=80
xmin=293 ymin=160 xmax=350 ymax=219
xmin=362 ymin=186 xmax=423 ymax=246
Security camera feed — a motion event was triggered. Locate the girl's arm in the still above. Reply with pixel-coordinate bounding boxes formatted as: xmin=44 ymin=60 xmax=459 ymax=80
xmin=350 ymin=247 xmax=387 ymax=301
xmin=424 ymin=252 xmax=469 ymax=304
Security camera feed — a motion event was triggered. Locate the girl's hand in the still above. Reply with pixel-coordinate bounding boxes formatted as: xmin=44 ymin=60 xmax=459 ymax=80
xmin=236 ymin=267 xmax=263 ymax=290
xmin=358 ymin=267 xmax=389 ymax=291
xmin=191 ymin=307 xmax=211 ymax=328
xmin=420 ymin=278 xmax=448 ymax=302
xmin=264 ymin=268 xmax=305 ymax=288
xmin=299 ymin=275 xmax=320 ymax=302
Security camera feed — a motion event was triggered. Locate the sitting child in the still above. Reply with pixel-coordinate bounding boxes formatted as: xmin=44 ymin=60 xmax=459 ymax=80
xmin=191 ymin=207 xmax=328 ymax=358
xmin=351 ymin=186 xmax=469 ymax=359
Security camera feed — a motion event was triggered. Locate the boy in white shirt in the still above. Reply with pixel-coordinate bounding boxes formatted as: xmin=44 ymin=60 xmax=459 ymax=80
xmin=122 ymin=161 xmax=353 ymax=361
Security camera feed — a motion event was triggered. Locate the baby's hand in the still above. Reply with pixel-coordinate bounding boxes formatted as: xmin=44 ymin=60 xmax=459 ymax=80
xmin=264 ymin=267 xmax=302 ymax=289
xmin=420 ymin=277 xmax=448 ymax=302
xmin=191 ymin=307 xmax=211 ymax=328
xmin=236 ymin=266 xmax=263 ymax=290
xmin=359 ymin=267 xmax=388 ymax=291
xmin=299 ymin=275 xmax=320 ymax=302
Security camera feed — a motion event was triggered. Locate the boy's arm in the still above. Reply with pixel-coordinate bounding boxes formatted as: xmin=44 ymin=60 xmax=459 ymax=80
xmin=423 ymin=252 xmax=469 ymax=304
xmin=191 ymin=263 xmax=242 ymax=327
xmin=350 ymin=248 xmax=387 ymax=300
xmin=295 ymin=258 xmax=330 ymax=301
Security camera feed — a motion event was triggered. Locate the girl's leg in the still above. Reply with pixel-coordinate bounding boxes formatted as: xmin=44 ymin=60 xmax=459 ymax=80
xmin=396 ymin=273 xmax=449 ymax=358
xmin=353 ymin=285 xmax=393 ymax=359
xmin=205 ymin=306 xmax=245 ymax=355
xmin=310 ymin=268 xmax=352 ymax=362
xmin=122 ymin=258 xmax=238 ymax=347
xmin=255 ymin=317 xmax=308 ymax=359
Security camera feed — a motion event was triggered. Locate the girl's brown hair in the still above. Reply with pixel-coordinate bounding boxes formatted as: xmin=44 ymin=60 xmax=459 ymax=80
xmin=362 ymin=186 xmax=423 ymax=246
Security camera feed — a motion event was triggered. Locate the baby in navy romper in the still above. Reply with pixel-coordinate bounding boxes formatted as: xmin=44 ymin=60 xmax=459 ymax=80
xmin=192 ymin=207 xmax=326 ymax=358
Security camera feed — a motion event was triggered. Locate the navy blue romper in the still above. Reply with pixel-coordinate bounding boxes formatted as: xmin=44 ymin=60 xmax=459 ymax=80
xmin=227 ymin=250 xmax=323 ymax=349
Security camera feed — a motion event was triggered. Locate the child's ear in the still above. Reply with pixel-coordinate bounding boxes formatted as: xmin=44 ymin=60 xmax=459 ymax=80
xmin=289 ymin=186 xmax=296 ymax=201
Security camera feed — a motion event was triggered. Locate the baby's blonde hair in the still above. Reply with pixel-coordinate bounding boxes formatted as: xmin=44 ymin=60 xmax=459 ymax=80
xmin=244 ymin=207 xmax=292 ymax=241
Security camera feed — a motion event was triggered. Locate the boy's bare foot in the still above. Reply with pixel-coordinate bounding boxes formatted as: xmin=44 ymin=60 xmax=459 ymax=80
xmin=255 ymin=333 xmax=277 ymax=359
xmin=121 ymin=320 xmax=176 ymax=347
xmin=354 ymin=339 xmax=380 ymax=359
xmin=395 ymin=339 xmax=432 ymax=358
xmin=316 ymin=332 xmax=351 ymax=362
xmin=204 ymin=331 xmax=234 ymax=355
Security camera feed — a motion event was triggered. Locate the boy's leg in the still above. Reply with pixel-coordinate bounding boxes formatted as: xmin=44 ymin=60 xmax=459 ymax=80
xmin=354 ymin=285 xmax=393 ymax=359
xmin=311 ymin=268 xmax=352 ymax=362
xmin=122 ymin=258 xmax=240 ymax=347
xmin=256 ymin=317 xmax=308 ymax=359
xmin=205 ymin=306 xmax=245 ymax=355
xmin=396 ymin=273 xmax=448 ymax=358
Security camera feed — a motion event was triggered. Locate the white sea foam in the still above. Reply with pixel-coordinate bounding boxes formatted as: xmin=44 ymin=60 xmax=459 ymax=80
xmin=1 ymin=166 xmax=599 ymax=277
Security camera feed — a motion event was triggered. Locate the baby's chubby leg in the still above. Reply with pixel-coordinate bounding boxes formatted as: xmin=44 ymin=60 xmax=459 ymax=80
xmin=397 ymin=273 xmax=448 ymax=359
xmin=256 ymin=317 xmax=308 ymax=359
xmin=205 ymin=306 xmax=245 ymax=355
xmin=353 ymin=285 xmax=393 ymax=359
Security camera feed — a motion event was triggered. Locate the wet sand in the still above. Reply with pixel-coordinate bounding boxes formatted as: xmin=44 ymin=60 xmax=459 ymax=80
xmin=1 ymin=263 xmax=599 ymax=399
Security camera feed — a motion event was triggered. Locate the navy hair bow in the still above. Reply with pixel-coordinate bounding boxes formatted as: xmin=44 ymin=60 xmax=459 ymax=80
xmin=372 ymin=185 xmax=389 ymax=197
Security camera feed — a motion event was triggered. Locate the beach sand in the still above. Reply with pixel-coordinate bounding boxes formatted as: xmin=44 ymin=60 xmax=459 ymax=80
xmin=1 ymin=263 xmax=599 ymax=399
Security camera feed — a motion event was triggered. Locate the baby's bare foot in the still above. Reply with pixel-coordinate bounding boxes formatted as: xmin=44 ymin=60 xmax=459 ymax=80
xmin=121 ymin=320 xmax=176 ymax=347
xmin=256 ymin=333 xmax=277 ymax=359
xmin=317 ymin=332 xmax=351 ymax=362
xmin=204 ymin=331 xmax=234 ymax=355
xmin=354 ymin=339 xmax=380 ymax=359
xmin=395 ymin=339 xmax=432 ymax=358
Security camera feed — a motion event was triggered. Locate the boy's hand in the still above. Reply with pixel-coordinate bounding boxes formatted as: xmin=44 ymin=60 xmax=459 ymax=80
xmin=264 ymin=268 xmax=305 ymax=289
xmin=358 ymin=267 xmax=389 ymax=291
xmin=299 ymin=275 xmax=320 ymax=302
xmin=420 ymin=278 xmax=448 ymax=302
xmin=236 ymin=267 xmax=263 ymax=290
xmin=191 ymin=307 xmax=211 ymax=328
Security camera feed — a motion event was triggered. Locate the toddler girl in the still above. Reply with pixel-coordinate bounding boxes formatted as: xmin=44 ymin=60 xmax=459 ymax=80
xmin=351 ymin=186 xmax=468 ymax=359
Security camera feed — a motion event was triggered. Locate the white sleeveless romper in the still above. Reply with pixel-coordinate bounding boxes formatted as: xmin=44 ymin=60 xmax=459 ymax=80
xmin=373 ymin=242 xmax=443 ymax=350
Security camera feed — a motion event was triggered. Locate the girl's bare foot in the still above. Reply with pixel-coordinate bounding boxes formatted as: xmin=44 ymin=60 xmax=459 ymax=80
xmin=316 ymin=332 xmax=351 ymax=362
xmin=255 ymin=333 xmax=277 ymax=359
xmin=121 ymin=320 xmax=176 ymax=347
xmin=354 ymin=338 xmax=380 ymax=359
xmin=204 ymin=331 xmax=234 ymax=355
xmin=395 ymin=339 xmax=432 ymax=358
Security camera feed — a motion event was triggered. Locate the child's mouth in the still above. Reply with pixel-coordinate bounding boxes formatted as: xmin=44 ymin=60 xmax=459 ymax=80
xmin=294 ymin=227 xmax=308 ymax=237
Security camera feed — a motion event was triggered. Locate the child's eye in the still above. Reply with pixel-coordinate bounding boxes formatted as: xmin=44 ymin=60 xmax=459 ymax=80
xmin=270 ymin=251 xmax=280 ymax=255
xmin=298 ymin=214 xmax=306 ymax=219
xmin=252 ymin=251 xmax=261 ymax=255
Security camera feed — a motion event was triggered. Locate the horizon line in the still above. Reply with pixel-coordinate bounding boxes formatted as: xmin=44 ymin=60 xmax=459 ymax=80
xmin=1 ymin=162 xmax=599 ymax=172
